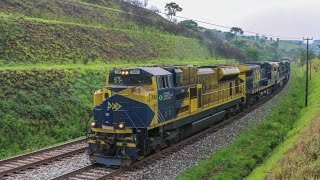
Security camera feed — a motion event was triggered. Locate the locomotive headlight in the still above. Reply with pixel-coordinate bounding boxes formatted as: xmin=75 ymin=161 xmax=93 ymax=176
xmin=125 ymin=71 xmax=129 ymax=75
xmin=91 ymin=121 xmax=97 ymax=127
xmin=118 ymin=122 xmax=125 ymax=129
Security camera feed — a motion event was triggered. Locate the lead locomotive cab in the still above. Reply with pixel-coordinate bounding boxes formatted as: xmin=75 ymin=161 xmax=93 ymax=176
xmin=87 ymin=67 xmax=172 ymax=167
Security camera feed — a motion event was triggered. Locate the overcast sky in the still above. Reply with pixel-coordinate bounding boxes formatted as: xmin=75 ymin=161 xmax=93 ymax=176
xmin=149 ymin=0 xmax=319 ymax=40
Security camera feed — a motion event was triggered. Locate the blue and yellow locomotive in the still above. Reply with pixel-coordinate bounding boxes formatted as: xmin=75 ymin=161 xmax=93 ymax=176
xmin=87 ymin=61 xmax=290 ymax=167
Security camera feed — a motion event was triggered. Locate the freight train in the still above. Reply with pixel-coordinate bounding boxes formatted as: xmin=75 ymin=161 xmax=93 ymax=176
xmin=87 ymin=60 xmax=290 ymax=167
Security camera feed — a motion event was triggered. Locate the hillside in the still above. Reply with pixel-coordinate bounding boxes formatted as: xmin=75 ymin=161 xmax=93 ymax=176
xmin=0 ymin=0 xmax=176 ymax=33
xmin=0 ymin=13 xmax=211 ymax=64
xmin=0 ymin=0 xmax=304 ymax=160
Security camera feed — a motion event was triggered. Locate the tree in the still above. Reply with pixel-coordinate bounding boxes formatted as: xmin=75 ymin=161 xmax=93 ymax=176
xmin=295 ymin=48 xmax=316 ymax=65
xmin=245 ymin=48 xmax=260 ymax=61
xmin=179 ymin=20 xmax=198 ymax=29
xmin=255 ymin=34 xmax=260 ymax=40
xmin=259 ymin=37 xmax=266 ymax=44
xmin=165 ymin=2 xmax=183 ymax=21
xmin=232 ymin=40 xmax=247 ymax=48
xmin=225 ymin=32 xmax=235 ymax=41
xmin=271 ymin=41 xmax=279 ymax=49
xmin=230 ymin=27 xmax=244 ymax=40
xmin=309 ymin=50 xmax=316 ymax=60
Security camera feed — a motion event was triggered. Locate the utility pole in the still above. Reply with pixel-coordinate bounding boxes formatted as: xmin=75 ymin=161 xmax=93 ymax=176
xmin=303 ymin=37 xmax=313 ymax=107
xmin=310 ymin=60 xmax=312 ymax=80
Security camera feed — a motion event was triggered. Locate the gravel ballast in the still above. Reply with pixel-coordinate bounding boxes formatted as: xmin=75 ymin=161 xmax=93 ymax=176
xmin=7 ymin=153 xmax=91 ymax=180
xmin=8 ymin=83 xmax=290 ymax=180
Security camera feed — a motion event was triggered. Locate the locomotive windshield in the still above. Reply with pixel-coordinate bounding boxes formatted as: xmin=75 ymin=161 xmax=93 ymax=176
xmin=109 ymin=73 xmax=152 ymax=86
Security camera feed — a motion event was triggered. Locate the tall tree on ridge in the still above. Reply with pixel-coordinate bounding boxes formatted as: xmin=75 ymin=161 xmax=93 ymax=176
xmin=230 ymin=27 xmax=244 ymax=40
xmin=165 ymin=2 xmax=183 ymax=22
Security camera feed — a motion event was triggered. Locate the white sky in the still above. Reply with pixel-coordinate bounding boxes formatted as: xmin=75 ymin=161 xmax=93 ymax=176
xmin=148 ymin=0 xmax=320 ymax=40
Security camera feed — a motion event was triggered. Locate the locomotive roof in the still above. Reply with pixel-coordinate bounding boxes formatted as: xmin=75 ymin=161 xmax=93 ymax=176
xmin=140 ymin=67 xmax=172 ymax=76
xmin=115 ymin=67 xmax=172 ymax=76
xmin=248 ymin=64 xmax=260 ymax=69
xmin=241 ymin=64 xmax=260 ymax=70
xmin=198 ymin=68 xmax=215 ymax=75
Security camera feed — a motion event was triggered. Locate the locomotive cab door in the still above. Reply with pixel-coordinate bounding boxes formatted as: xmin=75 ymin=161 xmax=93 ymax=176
xmin=157 ymin=75 xmax=175 ymax=123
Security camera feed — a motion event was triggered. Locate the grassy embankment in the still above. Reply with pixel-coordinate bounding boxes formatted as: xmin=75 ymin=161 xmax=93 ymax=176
xmin=0 ymin=13 xmax=212 ymax=65
xmin=249 ymin=60 xmax=320 ymax=179
xmin=0 ymin=0 xmax=170 ymax=33
xmin=178 ymin=64 xmax=315 ymax=179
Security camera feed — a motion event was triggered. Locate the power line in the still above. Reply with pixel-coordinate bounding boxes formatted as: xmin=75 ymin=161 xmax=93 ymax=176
xmin=158 ymin=12 xmax=302 ymax=40
xmin=64 ymin=0 xmax=302 ymax=40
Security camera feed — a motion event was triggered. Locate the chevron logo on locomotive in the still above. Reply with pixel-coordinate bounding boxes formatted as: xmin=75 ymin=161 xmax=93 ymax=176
xmin=107 ymin=102 xmax=122 ymax=111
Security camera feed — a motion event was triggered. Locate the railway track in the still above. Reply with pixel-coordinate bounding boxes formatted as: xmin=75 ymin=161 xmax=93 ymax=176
xmin=53 ymin=83 xmax=288 ymax=180
xmin=52 ymin=164 xmax=117 ymax=180
xmin=0 ymin=138 xmax=86 ymax=178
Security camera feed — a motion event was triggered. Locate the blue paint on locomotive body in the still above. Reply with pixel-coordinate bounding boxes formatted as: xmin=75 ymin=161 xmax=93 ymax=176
xmin=94 ymin=94 xmax=155 ymax=128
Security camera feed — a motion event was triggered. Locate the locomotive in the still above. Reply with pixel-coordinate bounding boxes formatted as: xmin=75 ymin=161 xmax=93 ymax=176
xmin=87 ymin=60 xmax=290 ymax=167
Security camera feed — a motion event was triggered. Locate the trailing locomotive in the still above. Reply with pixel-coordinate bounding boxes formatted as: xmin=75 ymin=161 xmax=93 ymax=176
xmin=87 ymin=60 xmax=290 ymax=167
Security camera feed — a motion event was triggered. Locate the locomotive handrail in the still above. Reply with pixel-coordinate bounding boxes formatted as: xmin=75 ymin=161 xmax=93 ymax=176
xmin=202 ymin=83 xmax=245 ymax=96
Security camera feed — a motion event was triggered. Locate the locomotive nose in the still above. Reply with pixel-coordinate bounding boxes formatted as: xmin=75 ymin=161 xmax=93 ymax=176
xmin=93 ymin=94 xmax=154 ymax=129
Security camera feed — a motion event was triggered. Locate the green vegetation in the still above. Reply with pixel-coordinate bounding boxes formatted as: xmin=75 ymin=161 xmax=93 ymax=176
xmin=0 ymin=13 xmax=211 ymax=64
xmin=227 ymin=37 xmax=301 ymax=61
xmin=248 ymin=60 xmax=320 ymax=179
xmin=0 ymin=0 xmax=169 ymax=33
xmin=0 ymin=69 xmax=104 ymax=158
xmin=178 ymin=66 xmax=307 ymax=179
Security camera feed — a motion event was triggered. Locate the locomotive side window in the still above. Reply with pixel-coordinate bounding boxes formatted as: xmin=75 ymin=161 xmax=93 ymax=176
xmin=162 ymin=77 xmax=166 ymax=88
xmin=158 ymin=76 xmax=172 ymax=89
